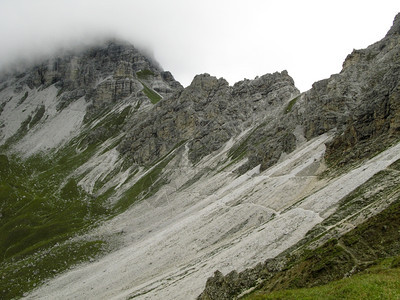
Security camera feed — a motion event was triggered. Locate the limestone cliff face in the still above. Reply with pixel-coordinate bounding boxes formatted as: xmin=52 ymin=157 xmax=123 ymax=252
xmin=292 ymin=12 xmax=400 ymax=166
xmin=11 ymin=39 xmax=182 ymax=111
xmin=0 ymin=39 xmax=183 ymax=151
xmin=119 ymin=71 xmax=299 ymax=165
xmin=119 ymin=11 xmax=400 ymax=171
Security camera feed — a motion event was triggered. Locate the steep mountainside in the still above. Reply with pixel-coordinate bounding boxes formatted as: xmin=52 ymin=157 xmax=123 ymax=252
xmin=0 ymin=39 xmax=182 ymax=155
xmin=119 ymin=71 xmax=298 ymax=165
xmin=198 ymin=12 xmax=400 ymax=299
xmin=0 ymin=13 xmax=399 ymax=300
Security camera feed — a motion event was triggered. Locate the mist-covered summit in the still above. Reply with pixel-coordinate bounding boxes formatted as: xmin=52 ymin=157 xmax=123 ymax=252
xmin=4 ymin=39 xmax=181 ymax=107
xmin=0 ymin=39 xmax=183 ymax=154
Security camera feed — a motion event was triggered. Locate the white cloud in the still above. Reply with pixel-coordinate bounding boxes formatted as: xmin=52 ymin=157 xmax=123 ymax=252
xmin=0 ymin=0 xmax=399 ymax=91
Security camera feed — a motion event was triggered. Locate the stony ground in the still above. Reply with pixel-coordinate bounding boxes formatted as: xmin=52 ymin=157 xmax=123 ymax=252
xmin=26 ymin=133 xmax=400 ymax=300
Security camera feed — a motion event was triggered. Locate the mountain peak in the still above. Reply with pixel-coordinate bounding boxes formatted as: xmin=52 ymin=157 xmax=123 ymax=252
xmin=385 ymin=12 xmax=400 ymax=37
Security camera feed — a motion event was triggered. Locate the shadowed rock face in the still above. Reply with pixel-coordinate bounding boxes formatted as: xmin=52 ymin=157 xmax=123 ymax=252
xmin=295 ymin=12 xmax=400 ymax=167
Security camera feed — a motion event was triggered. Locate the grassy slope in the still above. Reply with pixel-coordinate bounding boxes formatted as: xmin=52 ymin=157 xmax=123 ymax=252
xmin=245 ymin=259 xmax=400 ymax=300
xmin=0 ymin=151 xmax=109 ymax=299
xmin=0 ymin=104 xmax=174 ymax=299
xmin=141 ymin=82 xmax=162 ymax=104
xmin=136 ymin=69 xmax=162 ymax=104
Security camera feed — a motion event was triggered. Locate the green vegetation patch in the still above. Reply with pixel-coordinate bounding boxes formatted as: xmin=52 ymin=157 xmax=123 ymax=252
xmin=0 ymin=101 xmax=140 ymax=298
xmin=244 ymin=260 xmax=400 ymax=300
xmin=136 ymin=69 xmax=155 ymax=79
xmin=304 ymin=161 xmax=400 ymax=245
xmin=91 ymin=105 xmax=131 ymax=132
xmin=0 ymin=149 xmax=111 ymax=299
xmin=114 ymin=154 xmax=173 ymax=212
xmin=0 ymin=239 xmax=106 ymax=299
xmin=285 ymin=96 xmax=299 ymax=114
xmin=140 ymin=81 xmax=162 ymax=104
xmin=228 ymin=133 xmax=252 ymax=161
xmin=136 ymin=69 xmax=162 ymax=104
xmin=56 ymin=87 xmax=66 ymax=97
xmin=81 ymin=105 xmax=131 ymax=147
xmin=227 ymin=122 xmax=268 ymax=162
xmin=0 ymin=155 xmax=109 ymax=261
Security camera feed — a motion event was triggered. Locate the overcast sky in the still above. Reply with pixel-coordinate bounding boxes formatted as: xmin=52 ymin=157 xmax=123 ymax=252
xmin=0 ymin=0 xmax=399 ymax=91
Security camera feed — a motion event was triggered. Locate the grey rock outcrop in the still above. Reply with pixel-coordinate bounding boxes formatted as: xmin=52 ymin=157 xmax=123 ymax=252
xmin=119 ymin=71 xmax=299 ymax=165
xmin=198 ymin=260 xmax=281 ymax=300
xmin=293 ymin=12 xmax=400 ymax=166
xmin=14 ymin=39 xmax=182 ymax=111
xmin=0 ymin=39 xmax=184 ymax=152
xmin=386 ymin=12 xmax=400 ymax=37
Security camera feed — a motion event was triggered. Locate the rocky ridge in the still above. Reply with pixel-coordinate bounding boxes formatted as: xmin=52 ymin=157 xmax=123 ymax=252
xmin=303 ymin=12 xmax=400 ymax=167
xmin=0 ymin=39 xmax=183 ymax=153
xmin=119 ymin=71 xmax=299 ymax=165
xmin=24 ymin=39 xmax=182 ymax=108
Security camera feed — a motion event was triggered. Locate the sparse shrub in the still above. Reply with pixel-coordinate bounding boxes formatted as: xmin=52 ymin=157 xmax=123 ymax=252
xmin=285 ymin=96 xmax=299 ymax=114
xmin=136 ymin=69 xmax=155 ymax=79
